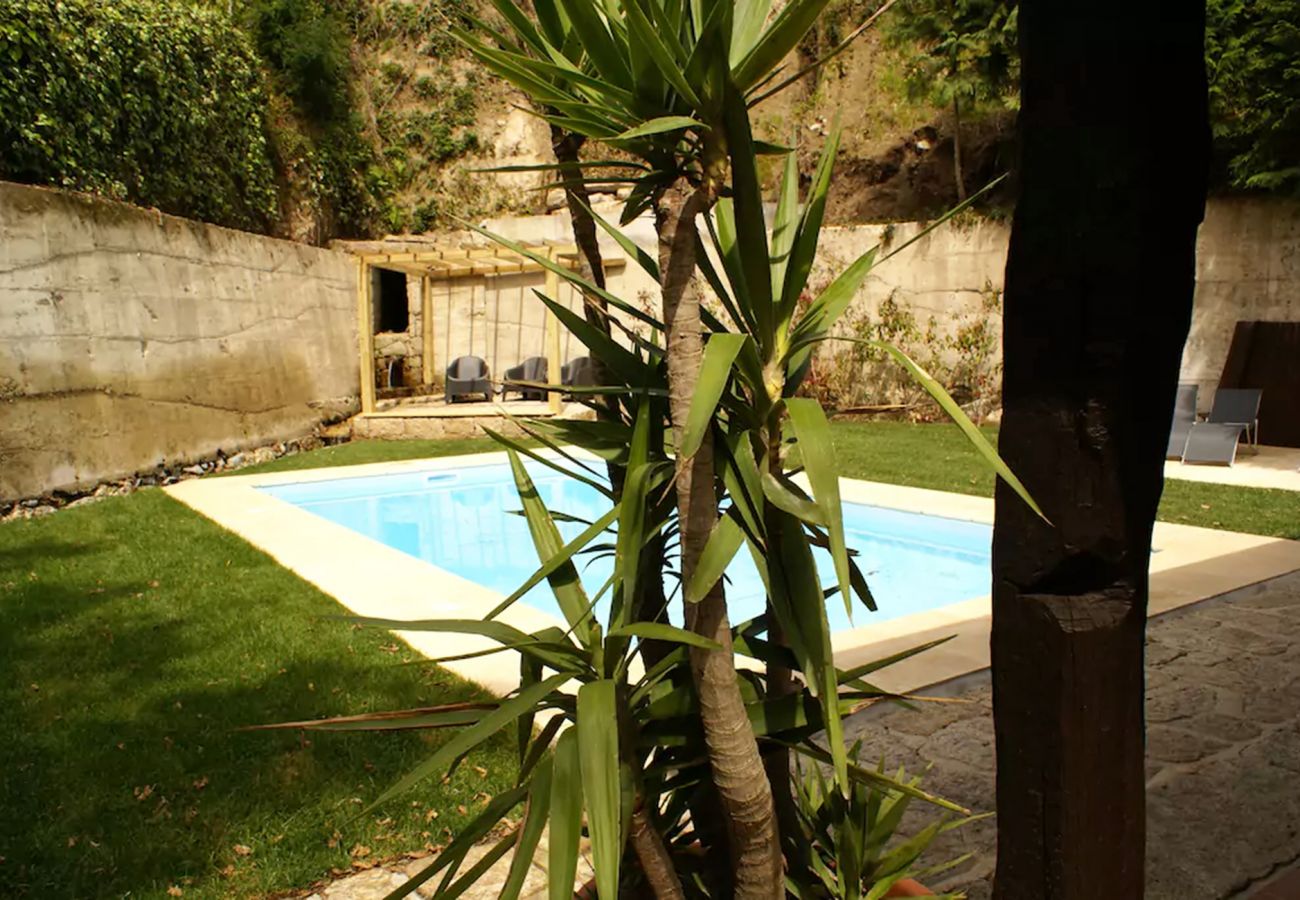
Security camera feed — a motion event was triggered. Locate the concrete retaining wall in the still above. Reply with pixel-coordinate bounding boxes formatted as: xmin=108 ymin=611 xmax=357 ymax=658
xmin=0 ymin=181 xmax=359 ymax=500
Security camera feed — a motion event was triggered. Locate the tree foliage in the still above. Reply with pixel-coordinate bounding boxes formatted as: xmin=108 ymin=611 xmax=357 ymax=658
xmin=0 ymin=0 xmax=279 ymax=231
xmin=1206 ymin=0 xmax=1300 ymax=193
xmin=886 ymin=0 xmax=1018 ymax=114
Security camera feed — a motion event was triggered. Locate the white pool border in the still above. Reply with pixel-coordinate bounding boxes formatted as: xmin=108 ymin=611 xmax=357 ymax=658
xmin=166 ymin=450 xmax=1300 ymax=696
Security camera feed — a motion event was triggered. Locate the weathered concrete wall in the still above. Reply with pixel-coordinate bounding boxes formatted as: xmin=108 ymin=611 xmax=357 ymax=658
xmin=0 ymin=182 xmax=359 ymax=500
xmin=1181 ymin=196 xmax=1300 ymax=412
xmin=803 ymin=197 xmax=1300 ymax=412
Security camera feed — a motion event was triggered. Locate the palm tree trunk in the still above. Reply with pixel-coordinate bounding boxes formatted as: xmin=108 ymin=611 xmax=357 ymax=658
xmin=655 ymin=180 xmax=783 ymax=900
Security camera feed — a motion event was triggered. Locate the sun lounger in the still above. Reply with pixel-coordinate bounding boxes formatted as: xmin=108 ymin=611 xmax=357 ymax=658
xmin=1207 ymin=388 xmax=1262 ymax=446
xmin=1182 ymin=422 xmax=1249 ymax=466
xmin=445 ymin=356 xmax=492 ymax=403
xmin=502 ymin=356 xmax=549 ymax=401
xmin=1166 ymin=383 xmax=1199 ymax=459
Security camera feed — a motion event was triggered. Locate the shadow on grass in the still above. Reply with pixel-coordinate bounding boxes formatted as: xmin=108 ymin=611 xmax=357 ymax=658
xmin=0 ymin=491 xmax=517 ymax=899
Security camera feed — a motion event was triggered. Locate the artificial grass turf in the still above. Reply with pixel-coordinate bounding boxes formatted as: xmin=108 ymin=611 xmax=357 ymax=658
xmin=828 ymin=420 xmax=1300 ymax=540
xmin=0 ymin=489 xmax=517 ymax=899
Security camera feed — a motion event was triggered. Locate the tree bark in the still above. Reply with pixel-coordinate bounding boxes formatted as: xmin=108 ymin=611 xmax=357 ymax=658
xmin=655 ymin=180 xmax=783 ymax=900
xmin=990 ymin=3 xmax=1209 ymax=899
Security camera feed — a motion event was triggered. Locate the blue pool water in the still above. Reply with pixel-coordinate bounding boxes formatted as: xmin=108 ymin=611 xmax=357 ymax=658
xmin=260 ymin=459 xmax=992 ymax=632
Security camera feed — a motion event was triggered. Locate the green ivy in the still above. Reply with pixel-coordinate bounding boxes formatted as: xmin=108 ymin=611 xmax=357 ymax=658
xmin=0 ymin=0 xmax=278 ymax=231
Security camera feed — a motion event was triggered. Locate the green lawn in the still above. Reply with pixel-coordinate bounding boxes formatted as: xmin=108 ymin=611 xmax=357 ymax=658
xmin=1 ymin=422 xmax=1294 ymax=898
xmin=828 ymin=420 xmax=1299 ymax=540
xmin=0 ymin=448 xmax=519 ymax=898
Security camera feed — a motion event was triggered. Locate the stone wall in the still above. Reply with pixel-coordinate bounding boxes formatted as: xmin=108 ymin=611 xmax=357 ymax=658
xmin=0 ymin=181 xmax=359 ymax=501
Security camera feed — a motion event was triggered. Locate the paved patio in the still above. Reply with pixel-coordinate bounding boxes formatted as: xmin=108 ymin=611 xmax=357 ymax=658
xmin=1165 ymin=444 xmax=1300 ymax=492
xmin=843 ymin=570 xmax=1300 ymax=899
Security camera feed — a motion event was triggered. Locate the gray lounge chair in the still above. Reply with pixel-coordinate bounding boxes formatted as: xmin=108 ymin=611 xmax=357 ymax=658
xmin=1207 ymin=388 xmax=1262 ymax=446
xmin=445 ymin=356 xmax=491 ymax=403
xmin=1182 ymin=422 xmax=1249 ymax=466
xmin=561 ymin=356 xmax=597 ymax=399
xmin=502 ymin=356 xmax=549 ymax=401
xmin=1166 ymin=383 xmax=1198 ymax=459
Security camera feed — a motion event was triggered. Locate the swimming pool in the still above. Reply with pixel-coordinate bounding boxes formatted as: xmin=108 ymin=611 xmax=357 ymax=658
xmin=260 ymin=457 xmax=991 ymax=633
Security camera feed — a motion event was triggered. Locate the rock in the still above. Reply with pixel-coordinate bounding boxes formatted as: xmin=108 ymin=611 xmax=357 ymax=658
xmin=226 ymin=453 xmax=246 ymax=468
xmin=182 ymin=465 xmax=205 ymax=476
xmin=250 ymin=446 xmax=277 ymax=465
xmin=21 ymin=498 xmax=38 ymax=508
xmin=66 ymin=496 xmax=102 ymax=509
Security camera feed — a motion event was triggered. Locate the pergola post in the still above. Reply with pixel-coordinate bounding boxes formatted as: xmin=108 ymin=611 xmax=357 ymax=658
xmin=544 ymin=249 xmax=562 ymax=415
xmin=420 ymin=274 xmax=434 ymax=386
xmin=356 ymin=257 xmax=376 ymax=414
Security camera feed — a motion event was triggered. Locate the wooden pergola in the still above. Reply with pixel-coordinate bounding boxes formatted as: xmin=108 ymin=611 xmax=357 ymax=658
xmin=353 ymin=242 xmax=624 ymax=415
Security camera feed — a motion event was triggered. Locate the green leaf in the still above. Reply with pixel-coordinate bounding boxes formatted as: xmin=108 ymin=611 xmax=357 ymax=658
xmin=555 ymin=0 xmax=632 ymax=87
xmin=384 ymin=784 xmax=530 ymax=898
xmin=577 ymin=680 xmax=623 ymax=900
xmin=621 ymin=0 xmax=705 ymax=109
xmin=779 ymin=123 xmax=840 ymax=328
xmin=761 ymin=470 xmax=826 ymax=525
xmin=769 ymin=137 xmax=801 ymax=307
xmin=500 ymin=757 xmax=553 ymax=900
xmin=571 ymin=193 xmax=660 ymax=280
xmin=723 ymin=79 xmax=774 ymax=338
xmin=837 ymin=637 xmax=954 ymax=686
xmin=732 ymin=0 xmax=832 ymax=90
xmin=608 ymin=621 xmax=723 ymax=650
xmin=684 ymin=512 xmax=745 ymax=604
xmin=613 ymin=115 xmax=706 ymax=141
xmin=506 ymin=449 xmax=598 ymax=636
xmin=548 ymin=730 xmax=584 ymax=900
xmin=816 ymin=339 xmax=1045 ymax=520
xmin=369 ymin=674 xmax=569 ymax=811
xmin=485 ymin=504 xmax=621 ymax=620
xmin=785 ymin=398 xmax=852 ymax=616
xmin=679 ymin=333 xmax=747 ymax=460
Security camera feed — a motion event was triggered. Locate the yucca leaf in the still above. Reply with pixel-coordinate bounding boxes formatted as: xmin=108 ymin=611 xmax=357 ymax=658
xmin=761 ymin=470 xmax=826 ymax=525
xmin=608 ymin=621 xmax=723 ymax=650
xmin=622 ymin=0 xmax=705 ymax=109
xmin=499 ymin=757 xmax=553 ymax=900
xmin=680 ymin=333 xmax=746 ymax=460
xmin=548 ymin=730 xmax=584 ymax=900
xmin=243 ymin=703 xmax=492 ymax=733
xmin=484 ymin=504 xmax=618 ymax=620
xmin=770 ymin=137 xmax=801 ymax=305
xmin=780 ymin=124 xmax=841 ymax=329
xmin=458 ymin=219 xmax=666 ymax=333
xmin=531 ymin=291 xmax=653 ymax=387
xmin=369 ymin=673 xmax=569 ymax=812
xmin=571 ymin=193 xmax=660 ymax=280
xmin=732 ymin=0 xmax=832 ymax=89
xmin=723 ymin=80 xmax=774 ymax=338
xmin=506 ymin=448 xmax=600 ymax=634
xmin=731 ymin=0 xmax=775 ymax=66
xmin=836 ymin=637 xmax=954 ymax=686
xmin=614 ymin=114 xmax=706 ymax=141
xmin=434 ymin=833 xmax=518 ymax=900
xmin=384 ymin=783 xmax=531 ymax=899
xmin=341 ymin=616 xmax=588 ymax=671
xmin=684 ymin=511 xmax=745 ymax=604
xmin=556 ymin=0 xmax=632 ymax=87
xmin=785 ymin=398 xmax=852 ymax=615
xmin=807 ymin=338 xmax=1045 ymax=520
xmin=577 ymin=680 xmax=623 ymax=900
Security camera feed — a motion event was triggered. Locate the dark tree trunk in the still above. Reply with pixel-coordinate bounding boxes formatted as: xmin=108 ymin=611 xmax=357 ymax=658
xmin=952 ymin=95 xmax=967 ymax=202
xmin=990 ymin=2 xmax=1209 ymax=898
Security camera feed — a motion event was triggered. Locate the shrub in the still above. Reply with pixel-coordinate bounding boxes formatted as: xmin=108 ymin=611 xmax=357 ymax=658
xmin=0 ymin=0 xmax=278 ymax=231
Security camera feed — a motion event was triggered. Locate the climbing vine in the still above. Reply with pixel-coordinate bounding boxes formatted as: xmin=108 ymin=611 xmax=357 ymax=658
xmin=0 ymin=0 xmax=279 ymax=231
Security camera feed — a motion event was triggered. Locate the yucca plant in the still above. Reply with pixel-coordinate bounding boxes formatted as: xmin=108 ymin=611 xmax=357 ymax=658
xmin=260 ymin=2 xmax=1042 ymax=897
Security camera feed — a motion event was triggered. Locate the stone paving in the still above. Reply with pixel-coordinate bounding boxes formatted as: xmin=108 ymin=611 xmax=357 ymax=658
xmin=300 ymin=571 xmax=1300 ymax=899
xmin=842 ymin=570 xmax=1300 ymax=900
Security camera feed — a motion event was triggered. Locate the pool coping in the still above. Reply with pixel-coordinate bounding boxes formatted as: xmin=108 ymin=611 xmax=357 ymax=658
xmin=165 ymin=450 xmax=1300 ymax=697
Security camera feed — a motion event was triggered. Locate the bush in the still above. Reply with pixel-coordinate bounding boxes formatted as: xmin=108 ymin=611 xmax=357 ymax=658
xmin=0 ymin=0 xmax=278 ymax=231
